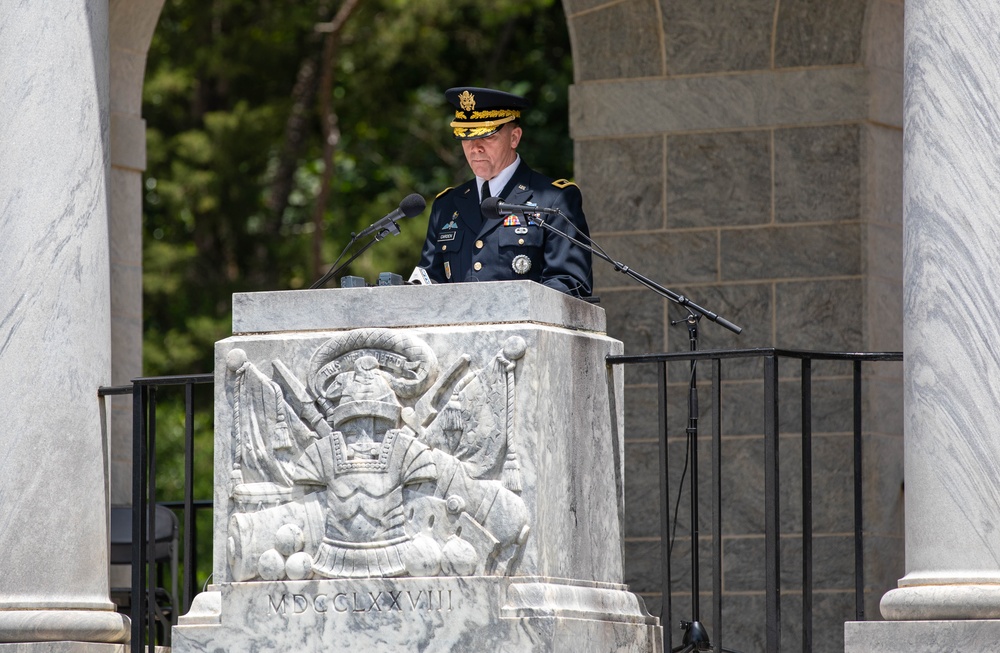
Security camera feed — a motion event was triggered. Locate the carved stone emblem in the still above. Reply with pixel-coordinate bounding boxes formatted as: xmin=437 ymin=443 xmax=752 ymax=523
xmin=224 ymin=328 xmax=530 ymax=582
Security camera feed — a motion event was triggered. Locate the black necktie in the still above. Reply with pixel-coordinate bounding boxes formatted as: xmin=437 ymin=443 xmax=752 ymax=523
xmin=481 ymin=179 xmax=491 ymax=201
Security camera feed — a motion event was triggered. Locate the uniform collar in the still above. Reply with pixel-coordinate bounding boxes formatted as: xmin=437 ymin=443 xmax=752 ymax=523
xmin=476 ymin=155 xmax=520 ymax=202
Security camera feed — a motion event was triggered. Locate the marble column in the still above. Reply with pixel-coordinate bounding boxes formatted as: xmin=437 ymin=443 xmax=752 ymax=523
xmin=846 ymin=0 xmax=1000 ymax=648
xmin=0 ymin=1 xmax=129 ymax=646
xmin=886 ymin=0 xmax=1000 ymax=616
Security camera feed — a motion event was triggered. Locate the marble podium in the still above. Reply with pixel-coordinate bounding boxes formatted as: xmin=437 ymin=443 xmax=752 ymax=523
xmin=172 ymin=280 xmax=661 ymax=653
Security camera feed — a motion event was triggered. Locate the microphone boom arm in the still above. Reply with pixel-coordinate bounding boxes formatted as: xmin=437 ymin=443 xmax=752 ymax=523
xmin=532 ymin=210 xmax=742 ymax=334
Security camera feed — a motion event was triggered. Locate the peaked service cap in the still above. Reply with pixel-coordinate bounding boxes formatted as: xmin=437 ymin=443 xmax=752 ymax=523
xmin=446 ymin=86 xmax=529 ymax=140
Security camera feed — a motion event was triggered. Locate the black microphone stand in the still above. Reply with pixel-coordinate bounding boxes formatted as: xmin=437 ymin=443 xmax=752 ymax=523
xmin=309 ymin=221 xmax=402 ymax=290
xmin=526 ymin=209 xmax=742 ymax=652
xmin=526 ymin=210 xmax=742 ymax=335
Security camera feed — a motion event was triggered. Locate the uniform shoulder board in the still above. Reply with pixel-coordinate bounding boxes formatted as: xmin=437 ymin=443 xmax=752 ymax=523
xmin=435 ymin=187 xmax=455 ymax=199
xmin=552 ymin=179 xmax=577 ymax=189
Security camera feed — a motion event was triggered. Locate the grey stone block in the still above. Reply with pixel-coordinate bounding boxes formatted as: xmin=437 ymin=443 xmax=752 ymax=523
xmin=867 ymin=277 xmax=903 ymax=352
xmin=661 ymin=536 xmax=716 ymax=596
xmin=866 ymin=278 xmax=904 ymax=352
xmin=624 ymin=538 xmax=662 ymax=594
xmin=660 ymin=0 xmax=773 ymax=75
xmin=667 ymin=131 xmax=772 ymax=228
xmin=577 ymin=137 xmax=664 ymax=233
xmin=774 ymin=279 xmax=864 ymax=350
xmin=569 ymin=0 xmax=663 ymax=82
xmin=624 ymin=441 xmax=664 ymax=538
xmin=721 ymin=225 xmax=862 ymax=281
xmin=867 ymin=222 xmax=903 ymax=281
xmin=723 ymin=534 xmax=855 ymax=593
xmin=862 ymin=124 xmax=904 ymax=226
xmin=846 ymin=619 xmax=1000 ymax=653
xmin=860 ymin=434 xmax=904 ymax=536
xmin=624 ymin=383 xmax=661 ymax=441
xmin=601 ymin=290 xmax=666 ymax=385
xmin=570 ymin=69 xmax=869 ymax=139
xmin=774 ymin=0 xmax=867 ymax=68
xmin=775 ymin=125 xmax=861 ymax=224
xmin=592 ymin=230 xmax=719 ymax=291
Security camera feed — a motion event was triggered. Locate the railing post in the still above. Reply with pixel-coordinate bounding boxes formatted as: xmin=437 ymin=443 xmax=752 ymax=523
xmin=147 ymin=387 xmax=158 ymax=652
xmin=711 ymin=358 xmax=723 ymax=652
xmin=184 ymin=382 xmax=197 ymax=613
xmin=657 ymin=360 xmax=672 ymax=647
xmin=764 ymin=355 xmax=780 ymax=652
xmin=853 ymin=360 xmax=864 ymax=620
xmin=801 ymin=358 xmax=813 ymax=653
xmin=130 ymin=383 xmax=147 ymax=652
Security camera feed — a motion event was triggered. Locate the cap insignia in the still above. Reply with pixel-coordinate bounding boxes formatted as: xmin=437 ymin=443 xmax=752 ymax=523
xmin=458 ymin=90 xmax=476 ymax=112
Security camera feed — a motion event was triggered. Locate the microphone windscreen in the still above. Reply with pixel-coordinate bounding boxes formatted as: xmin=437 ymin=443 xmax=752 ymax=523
xmin=399 ymin=193 xmax=427 ymax=218
xmin=480 ymin=195 xmax=502 ymax=220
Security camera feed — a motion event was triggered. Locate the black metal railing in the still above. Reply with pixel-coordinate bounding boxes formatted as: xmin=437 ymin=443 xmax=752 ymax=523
xmin=606 ymin=347 xmax=903 ymax=653
xmin=100 ymin=346 xmax=901 ymax=651
xmin=100 ymin=373 xmax=213 ymax=652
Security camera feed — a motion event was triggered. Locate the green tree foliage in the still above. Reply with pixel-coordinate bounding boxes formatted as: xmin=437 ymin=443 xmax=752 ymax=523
xmin=142 ymin=0 xmax=574 ymax=377
xmin=140 ymin=0 xmax=574 ymax=591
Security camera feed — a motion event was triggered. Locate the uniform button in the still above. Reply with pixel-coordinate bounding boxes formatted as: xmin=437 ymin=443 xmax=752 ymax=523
xmin=475 ymin=240 xmax=484 ymax=249
xmin=518 ymin=238 xmax=525 ymax=245
xmin=442 ymin=245 xmax=447 ymax=251
xmin=474 ymin=262 xmax=483 ymax=271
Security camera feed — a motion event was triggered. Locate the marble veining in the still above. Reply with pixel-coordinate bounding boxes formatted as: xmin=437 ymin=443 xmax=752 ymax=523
xmin=173 ymin=286 xmax=654 ymax=651
xmin=901 ymin=0 xmax=1000 ymax=591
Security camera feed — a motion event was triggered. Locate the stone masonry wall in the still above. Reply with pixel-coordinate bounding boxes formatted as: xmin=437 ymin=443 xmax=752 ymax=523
xmin=564 ymin=0 xmax=904 ymax=650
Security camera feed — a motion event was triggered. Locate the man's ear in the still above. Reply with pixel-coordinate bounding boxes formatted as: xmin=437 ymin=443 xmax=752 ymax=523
xmin=509 ymin=125 xmax=523 ymax=149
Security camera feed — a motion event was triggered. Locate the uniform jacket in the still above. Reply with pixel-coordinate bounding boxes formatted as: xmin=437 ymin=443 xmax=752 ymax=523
xmin=417 ymin=160 xmax=593 ymax=297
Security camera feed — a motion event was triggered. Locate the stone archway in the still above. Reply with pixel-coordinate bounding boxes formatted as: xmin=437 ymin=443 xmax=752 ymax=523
xmin=108 ymin=0 xmax=167 ymax=506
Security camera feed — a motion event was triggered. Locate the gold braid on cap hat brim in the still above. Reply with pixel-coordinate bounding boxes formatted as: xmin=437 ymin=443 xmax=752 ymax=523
xmin=450 ymin=109 xmax=521 ymax=138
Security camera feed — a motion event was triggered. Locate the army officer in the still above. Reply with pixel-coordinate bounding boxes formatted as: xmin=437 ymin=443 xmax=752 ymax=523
xmin=416 ymin=86 xmax=593 ymax=298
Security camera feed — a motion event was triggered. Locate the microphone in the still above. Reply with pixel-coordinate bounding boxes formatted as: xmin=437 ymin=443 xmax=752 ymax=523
xmin=481 ymin=196 xmax=559 ymax=220
xmin=355 ymin=193 xmax=426 ymax=239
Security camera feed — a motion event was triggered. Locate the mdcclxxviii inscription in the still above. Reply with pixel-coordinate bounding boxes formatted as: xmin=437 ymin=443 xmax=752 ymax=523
xmin=267 ymin=588 xmax=458 ymax=615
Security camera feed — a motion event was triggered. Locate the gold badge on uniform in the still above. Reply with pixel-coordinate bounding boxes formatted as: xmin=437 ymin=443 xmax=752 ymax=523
xmin=444 ymin=261 xmax=452 ymax=280
xmin=512 ymin=255 xmax=531 ymax=275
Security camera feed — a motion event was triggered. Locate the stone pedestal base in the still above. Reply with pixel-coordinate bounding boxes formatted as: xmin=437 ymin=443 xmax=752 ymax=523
xmin=173 ymin=577 xmax=662 ymax=653
xmin=845 ymin=619 xmax=1000 ymax=652
xmin=0 ymin=611 xmax=129 ymax=646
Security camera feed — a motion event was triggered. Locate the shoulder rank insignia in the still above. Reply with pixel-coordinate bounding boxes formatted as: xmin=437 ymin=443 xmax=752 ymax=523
xmin=552 ymin=179 xmax=577 ymax=189
xmin=503 ymin=215 xmax=521 ymax=227
xmin=435 ymin=187 xmax=454 ymax=199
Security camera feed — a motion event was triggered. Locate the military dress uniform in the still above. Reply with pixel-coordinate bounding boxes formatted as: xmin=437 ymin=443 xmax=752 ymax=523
xmin=417 ymin=160 xmax=593 ymax=297
xmin=417 ymin=85 xmax=593 ymax=297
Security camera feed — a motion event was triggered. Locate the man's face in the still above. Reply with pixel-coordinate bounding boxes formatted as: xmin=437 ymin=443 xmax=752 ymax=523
xmin=461 ymin=124 xmax=522 ymax=180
